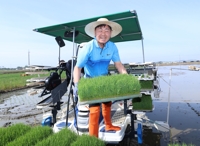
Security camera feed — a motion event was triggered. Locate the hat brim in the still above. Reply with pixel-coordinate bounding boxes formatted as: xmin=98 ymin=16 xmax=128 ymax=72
xmin=85 ymin=21 xmax=122 ymax=38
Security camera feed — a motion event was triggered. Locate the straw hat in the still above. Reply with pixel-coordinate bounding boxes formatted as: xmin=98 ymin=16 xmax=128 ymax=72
xmin=85 ymin=18 xmax=122 ymax=38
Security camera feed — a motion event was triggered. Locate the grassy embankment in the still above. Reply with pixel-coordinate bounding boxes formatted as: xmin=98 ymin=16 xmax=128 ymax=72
xmin=0 ymin=70 xmax=66 ymax=93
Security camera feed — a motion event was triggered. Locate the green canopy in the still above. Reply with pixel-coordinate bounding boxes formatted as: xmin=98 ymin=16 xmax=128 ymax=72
xmin=33 ymin=10 xmax=143 ymax=44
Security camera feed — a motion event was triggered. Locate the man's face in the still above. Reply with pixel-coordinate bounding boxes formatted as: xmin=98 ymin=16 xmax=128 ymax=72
xmin=95 ymin=25 xmax=112 ymax=44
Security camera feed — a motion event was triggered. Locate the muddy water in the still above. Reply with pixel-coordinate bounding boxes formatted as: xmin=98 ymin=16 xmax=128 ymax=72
xmin=0 ymin=65 xmax=200 ymax=145
xmin=0 ymin=89 xmax=47 ymax=127
xmin=147 ymin=65 xmax=200 ymax=145
xmin=0 ymin=87 xmax=71 ymax=126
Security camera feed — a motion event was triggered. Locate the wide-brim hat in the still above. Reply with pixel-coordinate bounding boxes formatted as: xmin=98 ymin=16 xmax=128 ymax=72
xmin=85 ymin=18 xmax=122 ymax=38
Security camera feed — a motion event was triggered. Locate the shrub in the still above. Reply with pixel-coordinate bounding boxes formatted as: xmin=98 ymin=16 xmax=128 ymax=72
xmin=0 ymin=123 xmax=31 ymax=146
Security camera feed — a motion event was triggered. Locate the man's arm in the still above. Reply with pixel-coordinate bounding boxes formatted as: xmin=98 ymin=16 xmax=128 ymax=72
xmin=114 ymin=62 xmax=127 ymax=74
xmin=73 ymin=66 xmax=82 ymax=83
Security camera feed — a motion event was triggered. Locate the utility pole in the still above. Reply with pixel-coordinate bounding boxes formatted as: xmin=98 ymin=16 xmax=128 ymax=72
xmin=28 ymin=51 xmax=30 ymax=66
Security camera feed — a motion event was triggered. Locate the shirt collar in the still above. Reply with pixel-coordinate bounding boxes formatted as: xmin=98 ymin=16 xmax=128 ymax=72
xmin=94 ymin=38 xmax=109 ymax=49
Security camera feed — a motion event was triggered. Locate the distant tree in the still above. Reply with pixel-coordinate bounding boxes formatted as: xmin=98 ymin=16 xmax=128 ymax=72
xmin=17 ymin=66 xmax=23 ymax=70
xmin=157 ymin=61 xmax=163 ymax=64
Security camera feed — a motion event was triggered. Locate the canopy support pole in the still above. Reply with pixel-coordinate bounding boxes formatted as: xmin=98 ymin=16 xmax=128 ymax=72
xmin=66 ymin=27 xmax=79 ymax=135
xmin=141 ymin=38 xmax=146 ymax=72
xmin=141 ymin=39 xmax=145 ymax=63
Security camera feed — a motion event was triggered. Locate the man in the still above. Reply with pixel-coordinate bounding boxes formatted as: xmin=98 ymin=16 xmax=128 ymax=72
xmin=73 ymin=18 xmax=127 ymax=137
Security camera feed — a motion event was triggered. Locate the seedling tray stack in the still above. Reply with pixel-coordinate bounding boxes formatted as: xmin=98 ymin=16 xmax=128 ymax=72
xmin=78 ymin=74 xmax=141 ymax=105
xmin=132 ymin=93 xmax=153 ymax=111
xmin=138 ymin=74 xmax=154 ymax=91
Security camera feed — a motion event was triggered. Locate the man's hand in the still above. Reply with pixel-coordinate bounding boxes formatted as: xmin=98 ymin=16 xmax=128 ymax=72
xmin=73 ymin=66 xmax=82 ymax=103
xmin=114 ymin=62 xmax=127 ymax=74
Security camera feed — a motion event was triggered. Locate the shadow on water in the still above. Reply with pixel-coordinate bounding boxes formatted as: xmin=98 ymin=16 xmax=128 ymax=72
xmin=146 ymin=102 xmax=200 ymax=146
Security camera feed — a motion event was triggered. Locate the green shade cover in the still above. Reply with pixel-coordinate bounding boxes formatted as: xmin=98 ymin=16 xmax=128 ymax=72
xmin=33 ymin=10 xmax=143 ymax=44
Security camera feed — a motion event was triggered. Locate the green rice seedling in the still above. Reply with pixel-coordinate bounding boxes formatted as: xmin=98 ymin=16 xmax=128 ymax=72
xmin=71 ymin=134 xmax=106 ymax=146
xmin=132 ymin=94 xmax=153 ymax=110
xmin=0 ymin=123 xmax=31 ymax=146
xmin=78 ymin=74 xmax=141 ymax=102
xmin=6 ymin=125 xmax=53 ymax=146
xmin=139 ymin=80 xmax=153 ymax=89
xmin=35 ymin=128 xmax=78 ymax=146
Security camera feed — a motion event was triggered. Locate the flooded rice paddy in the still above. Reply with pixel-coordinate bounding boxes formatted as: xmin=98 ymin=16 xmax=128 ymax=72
xmin=0 ymin=65 xmax=200 ymax=145
xmin=146 ymin=65 xmax=200 ymax=145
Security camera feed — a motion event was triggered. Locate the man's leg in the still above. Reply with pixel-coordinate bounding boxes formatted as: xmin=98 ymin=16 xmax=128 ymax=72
xmin=89 ymin=103 xmax=100 ymax=137
xmin=102 ymin=102 xmax=121 ymax=131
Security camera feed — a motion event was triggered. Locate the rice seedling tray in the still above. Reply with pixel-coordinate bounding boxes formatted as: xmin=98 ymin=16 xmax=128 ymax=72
xmin=139 ymin=80 xmax=154 ymax=90
xmin=78 ymin=93 xmax=142 ymax=105
xmin=132 ymin=94 xmax=153 ymax=111
xmin=77 ymin=74 xmax=141 ymax=105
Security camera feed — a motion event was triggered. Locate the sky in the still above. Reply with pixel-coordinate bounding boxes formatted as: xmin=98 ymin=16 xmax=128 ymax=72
xmin=1 ymin=0 xmax=200 ymax=68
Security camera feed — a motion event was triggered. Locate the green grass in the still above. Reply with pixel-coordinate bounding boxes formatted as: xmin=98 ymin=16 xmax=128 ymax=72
xmin=35 ymin=128 xmax=78 ymax=146
xmin=71 ymin=134 xmax=106 ymax=146
xmin=6 ymin=125 xmax=53 ymax=146
xmin=78 ymin=74 xmax=141 ymax=102
xmin=0 ymin=72 xmax=48 ymax=91
xmin=132 ymin=94 xmax=153 ymax=110
xmin=0 ymin=123 xmax=31 ymax=146
xmin=0 ymin=71 xmax=67 ymax=91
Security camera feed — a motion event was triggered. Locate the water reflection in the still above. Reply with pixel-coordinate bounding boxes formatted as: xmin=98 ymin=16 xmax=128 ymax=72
xmin=1 ymin=88 xmax=46 ymax=107
xmin=0 ymin=65 xmax=200 ymax=145
xmin=155 ymin=65 xmax=200 ymax=103
xmin=148 ymin=65 xmax=200 ymax=145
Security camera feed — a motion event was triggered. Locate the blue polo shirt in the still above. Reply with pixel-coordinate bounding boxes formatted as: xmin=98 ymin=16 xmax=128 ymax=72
xmin=76 ymin=38 xmax=120 ymax=77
